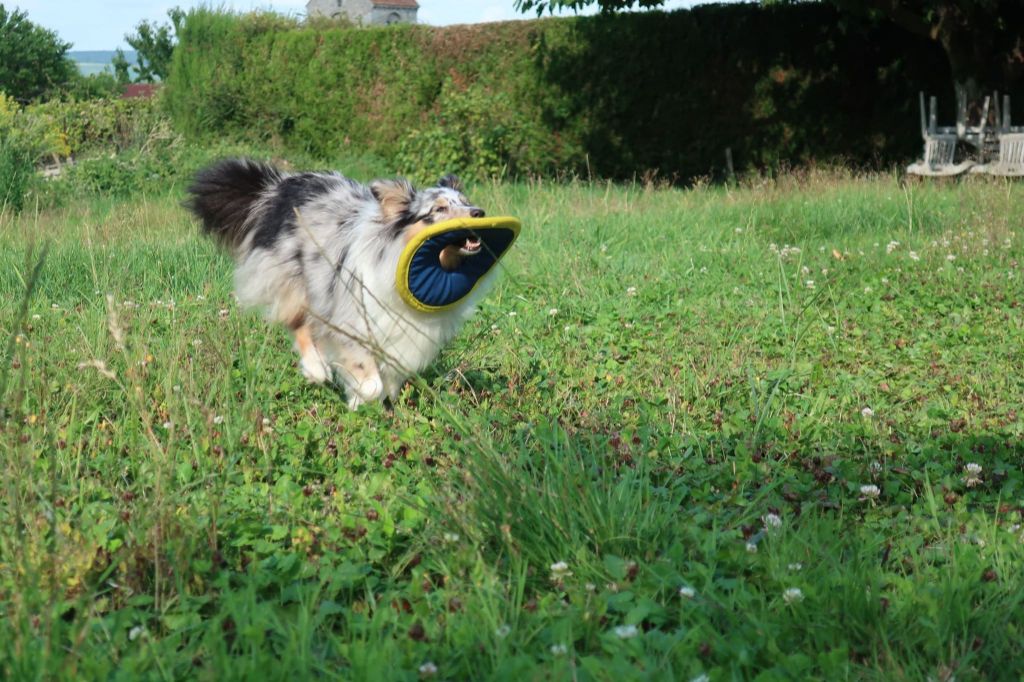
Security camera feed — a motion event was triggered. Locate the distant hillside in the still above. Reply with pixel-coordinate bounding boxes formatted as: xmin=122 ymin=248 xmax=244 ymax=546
xmin=69 ymin=50 xmax=138 ymax=76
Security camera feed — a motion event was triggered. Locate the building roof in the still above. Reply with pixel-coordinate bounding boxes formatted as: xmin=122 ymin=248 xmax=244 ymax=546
xmin=122 ymin=83 xmax=160 ymax=99
xmin=371 ymin=0 xmax=419 ymax=8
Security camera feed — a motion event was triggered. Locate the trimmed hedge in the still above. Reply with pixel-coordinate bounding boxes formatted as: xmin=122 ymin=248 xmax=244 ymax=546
xmin=166 ymin=4 xmax=953 ymax=182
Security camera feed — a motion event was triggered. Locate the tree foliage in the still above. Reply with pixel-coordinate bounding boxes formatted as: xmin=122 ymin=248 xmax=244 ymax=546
xmin=111 ymin=50 xmax=133 ymax=85
xmin=514 ymin=0 xmax=1024 ymax=99
xmin=0 ymin=4 xmax=75 ymax=102
xmin=125 ymin=8 xmax=184 ymax=83
xmin=515 ymin=0 xmax=662 ymax=12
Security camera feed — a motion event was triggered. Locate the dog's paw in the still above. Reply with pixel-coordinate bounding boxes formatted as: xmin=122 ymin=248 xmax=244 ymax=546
xmin=355 ymin=375 xmax=384 ymax=401
xmin=300 ymin=354 xmax=332 ymax=384
xmin=345 ymin=375 xmax=384 ymax=410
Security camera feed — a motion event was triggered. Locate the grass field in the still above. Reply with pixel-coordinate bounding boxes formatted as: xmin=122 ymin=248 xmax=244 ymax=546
xmin=1 ymin=170 xmax=1023 ymax=680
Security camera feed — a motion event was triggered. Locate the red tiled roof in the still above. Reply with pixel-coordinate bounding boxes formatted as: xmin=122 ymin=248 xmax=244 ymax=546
xmin=372 ymin=0 xmax=418 ymax=8
xmin=121 ymin=83 xmax=160 ymax=99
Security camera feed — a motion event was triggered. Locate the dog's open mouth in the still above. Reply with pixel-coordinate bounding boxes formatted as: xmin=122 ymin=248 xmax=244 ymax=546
xmin=458 ymin=236 xmax=482 ymax=256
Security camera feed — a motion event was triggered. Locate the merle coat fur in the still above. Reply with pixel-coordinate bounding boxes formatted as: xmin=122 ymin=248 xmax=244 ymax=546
xmin=187 ymin=158 xmax=488 ymax=408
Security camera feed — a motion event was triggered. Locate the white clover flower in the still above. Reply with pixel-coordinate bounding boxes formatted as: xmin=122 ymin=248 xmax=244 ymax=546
xmin=419 ymin=662 xmax=438 ymax=676
xmin=495 ymin=624 xmax=511 ymax=638
xmin=690 ymin=675 xmax=710 ymax=682
xmin=964 ymin=463 xmax=983 ymax=488
xmin=768 ymin=243 xmax=779 ymax=253
xmin=213 ymin=415 xmax=224 ymax=425
xmin=31 ymin=314 xmax=40 ymax=320
xmin=699 ymin=266 xmax=708 ymax=274
xmin=626 ymin=286 xmax=638 ymax=297
xmin=507 ymin=311 xmax=517 ymax=317
xmin=804 ymin=280 xmax=815 ymax=290
xmin=762 ymin=512 xmax=782 ymax=529
xmin=443 ymin=532 xmax=460 ymax=543
xmin=909 ymin=251 xmax=920 ymax=261
xmin=861 ymin=407 xmax=874 ymax=418
xmin=886 ymin=241 xmax=899 ymax=254
xmin=128 ymin=624 xmax=145 ymax=641
xmin=881 ymin=277 xmax=889 ymax=284
xmin=550 ymin=561 xmax=572 ymax=582
xmin=864 ymin=286 xmax=872 ymax=294
xmin=613 ymin=624 xmax=639 ymax=639
xmin=585 ymin=582 xmax=596 ymax=592
xmin=548 ymin=308 xmax=559 ymax=316
xmin=801 ymin=266 xmax=810 ymax=275
xmin=788 ymin=562 xmax=803 ymax=572
xmin=746 ymin=541 xmax=758 ymax=554
xmin=679 ymin=586 xmax=696 ymax=599
xmin=550 ymin=644 xmax=568 ymax=656
xmin=162 ymin=421 xmax=172 ymax=430
xmin=783 ymin=587 xmax=804 ymax=604
xmin=946 ymin=254 xmax=956 ymax=262
xmin=173 ymin=384 xmax=181 ymax=392
xmin=735 ymin=227 xmax=743 ymax=234
xmin=262 ymin=417 xmax=271 ymax=426
xmin=860 ymin=484 xmax=881 ymax=499
xmin=51 ymin=303 xmax=59 ymax=309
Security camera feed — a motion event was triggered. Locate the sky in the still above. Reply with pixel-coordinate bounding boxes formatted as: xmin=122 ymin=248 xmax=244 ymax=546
xmin=11 ymin=0 xmax=710 ymax=51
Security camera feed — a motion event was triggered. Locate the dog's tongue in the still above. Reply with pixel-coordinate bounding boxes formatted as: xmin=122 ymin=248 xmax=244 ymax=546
xmin=463 ymin=236 xmax=482 ymax=253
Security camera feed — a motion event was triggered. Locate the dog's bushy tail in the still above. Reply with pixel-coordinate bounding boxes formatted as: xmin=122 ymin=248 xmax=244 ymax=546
xmin=186 ymin=158 xmax=281 ymax=251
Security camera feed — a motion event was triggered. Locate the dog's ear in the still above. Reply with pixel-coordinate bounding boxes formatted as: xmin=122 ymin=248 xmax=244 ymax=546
xmin=370 ymin=179 xmax=415 ymax=220
xmin=438 ymin=174 xmax=463 ymax=193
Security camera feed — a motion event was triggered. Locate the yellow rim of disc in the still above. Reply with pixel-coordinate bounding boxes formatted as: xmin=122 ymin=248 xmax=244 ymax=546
xmin=395 ymin=216 xmax=521 ymax=313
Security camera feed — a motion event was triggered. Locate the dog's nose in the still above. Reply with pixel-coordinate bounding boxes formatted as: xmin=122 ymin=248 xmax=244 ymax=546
xmin=470 ymin=208 xmax=485 ymax=218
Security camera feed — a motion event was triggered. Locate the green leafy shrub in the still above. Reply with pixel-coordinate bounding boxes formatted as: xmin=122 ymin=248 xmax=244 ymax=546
xmin=27 ymin=96 xmax=167 ymax=157
xmin=0 ymin=136 xmax=33 ymax=213
xmin=0 ymin=91 xmax=63 ymax=212
xmin=166 ymin=5 xmax=951 ymax=182
xmin=396 ymin=81 xmax=574 ymax=181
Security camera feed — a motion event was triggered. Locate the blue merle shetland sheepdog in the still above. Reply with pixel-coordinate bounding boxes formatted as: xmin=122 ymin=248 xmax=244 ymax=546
xmin=186 ymin=158 xmax=488 ymax=409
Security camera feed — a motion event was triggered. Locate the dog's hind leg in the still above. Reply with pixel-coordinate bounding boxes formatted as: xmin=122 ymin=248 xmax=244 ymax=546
xmin=291 ymin=318 xmax=331 ymax=384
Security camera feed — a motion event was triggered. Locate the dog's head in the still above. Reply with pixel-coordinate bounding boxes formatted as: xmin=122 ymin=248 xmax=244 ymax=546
xmin=371 ymin=175 xmax=486 ymax=271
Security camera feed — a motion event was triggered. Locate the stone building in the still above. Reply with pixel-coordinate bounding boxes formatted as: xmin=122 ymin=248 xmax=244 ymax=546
xmin=305 ymin=0 xmax=419 ymax=26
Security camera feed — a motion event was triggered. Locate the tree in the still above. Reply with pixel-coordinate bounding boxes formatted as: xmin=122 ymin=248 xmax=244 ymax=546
xmin=0 ymin=4 xmax=75 ymax=102
xmin=125 ymin=8 xmax=184 ymax=83
xmin=111 ymin=49 xmax=133 ymax=85
xmin=516 ymin=0 xmax=660 ymax=12
xmin=514 ymin=0 xmax=1024 ymax=108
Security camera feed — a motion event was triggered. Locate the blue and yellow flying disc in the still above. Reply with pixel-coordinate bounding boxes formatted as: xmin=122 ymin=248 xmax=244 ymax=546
xmin=396 ymin=216 xmax=521 ymax=313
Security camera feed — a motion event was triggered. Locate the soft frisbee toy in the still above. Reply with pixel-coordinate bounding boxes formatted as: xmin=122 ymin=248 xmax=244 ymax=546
xmin=396 ymin=216 xmax=521 ymax=312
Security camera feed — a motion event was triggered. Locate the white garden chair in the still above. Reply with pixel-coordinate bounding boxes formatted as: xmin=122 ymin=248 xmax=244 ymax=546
xmin=907 ymin=93 xmax=975 ymax=176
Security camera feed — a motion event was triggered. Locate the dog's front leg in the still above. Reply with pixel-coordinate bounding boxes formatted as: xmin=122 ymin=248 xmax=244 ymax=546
xmin=293 ymin=322 xmax=331 ymax=384
xmin=336 ymin=348 xmax=384 ymax=410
